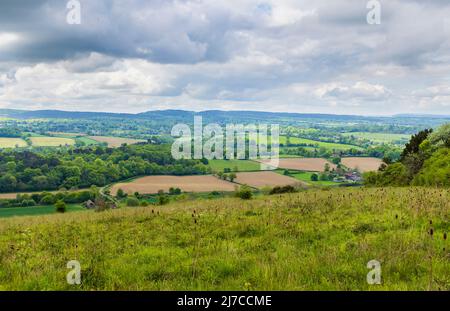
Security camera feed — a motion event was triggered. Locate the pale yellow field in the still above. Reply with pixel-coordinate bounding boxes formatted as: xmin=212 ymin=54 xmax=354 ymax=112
xmin=0 ymin=138 xmax=27 ymax=148
xmin=234 ymin=171 xmax=304 ymax=188
xmin=341 ymin=157 xmax=384 ymax=172
xmin=88 ymin=136 xmax=146 ymax=147
xmin=30 ymin=137 xmax=75 ymax=147
xmin=0 ymin=189 xmax=83 ymax=200
xmin=111 ymin=175 xmax=237 ymax=195
xmin=258 ymin=158 xmax=336 ymax=172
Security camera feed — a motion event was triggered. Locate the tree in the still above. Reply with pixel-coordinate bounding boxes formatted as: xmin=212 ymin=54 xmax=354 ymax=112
xmin=400 ymin=129 xmax=432 ymax=161
xmin=126 ymin=197 xmax=140 ymax=207
xmin=228 ymin=173 xmax=237 ymax=182
xmin=310 ymin=173 xmax=319 ymax=182
xmin=429 ymin=123 xmax=450 ymax=148
xmin=55 ymin=200 xmax=66 ymax=213
xmin=116 ymin=188 xmax=127 ymax=198
xmin=235 ymin=185 xmax=253 ymax=200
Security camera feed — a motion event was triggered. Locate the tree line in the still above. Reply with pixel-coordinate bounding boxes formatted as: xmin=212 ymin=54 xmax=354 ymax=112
xmin=0 ymin=144 xmax=210 ymax=192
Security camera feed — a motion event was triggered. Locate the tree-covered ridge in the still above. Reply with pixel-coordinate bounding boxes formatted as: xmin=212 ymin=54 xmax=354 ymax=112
xmin=364 ymin=123 xmax=450 ymax=187
xmin=0 ymin=144 xmax=209 ymax=192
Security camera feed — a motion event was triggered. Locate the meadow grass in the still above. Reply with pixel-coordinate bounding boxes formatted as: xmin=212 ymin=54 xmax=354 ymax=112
xmin=0 ymin=187 xmax=448 ymax=290
xmin=0 ymin=204 xmax=85 ymax=218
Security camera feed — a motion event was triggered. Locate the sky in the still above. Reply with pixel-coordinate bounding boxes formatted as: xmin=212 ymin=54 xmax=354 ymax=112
xmin=0 ymin=0 xmax=450 ymax=116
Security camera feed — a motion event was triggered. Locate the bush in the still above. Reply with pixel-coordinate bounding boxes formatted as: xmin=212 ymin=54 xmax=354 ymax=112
xmin=157 ymin=193 xmax=170 ymax=205
xmin=21 ymin=199 xmax=36 ymax=207
xmin=40 ymin=194 xmax=56 ymax=205
xmin=169 ymin=187 xmax=181 ymax=195
xmin=235 ymin=185 xmax=253 ymax=200
xmin=116 ymin=188 xmax=127 ymax=198
xmin=140 ymin=201 xmax=149 ymax=207
xmin=310 ymin=173 xmax=319 ymax=182
xmin=126 ymin=197 xmax=140 ymax=207
xmin=269 ymin=185 xmax=296 ymax=195
xmin=54 ymin=200 xmax=66 ymax=213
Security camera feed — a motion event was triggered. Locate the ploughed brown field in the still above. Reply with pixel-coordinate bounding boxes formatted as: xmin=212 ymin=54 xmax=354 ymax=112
xmin=341 ymin=157 xmax=384 ymax=172
xmin=88 ymin=136 xmax=146 ymax=148
xmin=234 ymin=171 xmax=304 ymax=188
xmin=258 ymin=158 xmax=336 ymax=172
xmin=111 ymin=175 xmax=237 ymax=195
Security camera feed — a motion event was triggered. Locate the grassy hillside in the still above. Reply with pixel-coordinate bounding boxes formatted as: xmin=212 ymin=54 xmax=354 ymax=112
xmin=0 ymin=187 xmax=447 ymax=290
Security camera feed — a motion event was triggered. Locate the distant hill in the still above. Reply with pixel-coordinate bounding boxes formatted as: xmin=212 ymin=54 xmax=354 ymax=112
xmin=1 ymin=108 xmax=449 ymax=126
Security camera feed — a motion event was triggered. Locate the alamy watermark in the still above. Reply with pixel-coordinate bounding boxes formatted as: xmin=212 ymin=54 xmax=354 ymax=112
xmin=66 ymin=0 xmax=81 ymax=25
xmin=367 ymin=260 xmax=381 ymax=285
xmin=171 ymin=116 xmax=279 ymax=170
xmin=67 ymin=260 xmax=81 ymax=285
xmin=367 ymin=0 xmax=381 ymax=25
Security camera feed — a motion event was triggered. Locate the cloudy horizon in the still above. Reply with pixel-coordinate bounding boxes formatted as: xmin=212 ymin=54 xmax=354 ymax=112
xmin=1 ymin=0 xmax=450 ymax=116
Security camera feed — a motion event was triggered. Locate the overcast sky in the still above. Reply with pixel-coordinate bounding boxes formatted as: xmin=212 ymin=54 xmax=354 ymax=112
xmin=0 ymin=0 xmax=450 ymax=115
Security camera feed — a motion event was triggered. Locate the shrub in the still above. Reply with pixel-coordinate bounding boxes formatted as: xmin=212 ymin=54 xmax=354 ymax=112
xmin=169 ymin=187 xmax=181 ymax=195
xmin=310 ymin=173 xmax=319 ymax=182
xmin=126 ymin=197 xmax=140 ymax=207
xmin=140 ymin=201 xmax=149 ymax=207
xmin=269 ymin=185 xmax=296 ymax=195
xmin=235 ymin=185 xmax=253 ymax=200
xmin=157 ymin=193 xmax=170 ymax=205
xmin=54 ymin=200 xmax=66 ymax=213
xmin=116 ymin=188 xmax=127 ymax=198
xmin=40 ymin=194 xmax=56 ymax=205
xmin=21 ymin=199 xmax=36 ymax=207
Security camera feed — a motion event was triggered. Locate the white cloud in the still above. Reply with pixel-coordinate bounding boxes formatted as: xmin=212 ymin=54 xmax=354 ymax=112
xmin=0 ymin=0 xmax=450 ymax=115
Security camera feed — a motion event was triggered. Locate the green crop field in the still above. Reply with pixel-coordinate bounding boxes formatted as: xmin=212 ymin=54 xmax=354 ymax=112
xmin=75 ymin=136 xmax=101 ymax=146
xmin=29 ymin=136 xmax=75 ymax=147
xmin=0 ymin=204 xmax=85 ymax=218
xmin=0 ymin=138 xmax=28 ymax=148
xmin=280 ymin=136 xmax=364 ymax=151
xmin=342 ymin=132 xmax=411 ymax=144
xmin=0 ymin=187 xmax=447 ymax=290
xmin=207 ymin=159 xmax=261 ymax=172
xmin=289 ymin=171 xmax=341 ymax=186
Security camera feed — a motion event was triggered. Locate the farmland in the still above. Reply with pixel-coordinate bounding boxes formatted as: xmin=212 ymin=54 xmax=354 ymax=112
xmin=111 ymin=175 xmax=237 ymax=195
xmin=259 ymin=158 xmax=336 ymax=172
xmin=0 ymin=187 xmax=447 ymax=290
xmin=0 ymin=204 xmax=84 ymax=218
xmin=29 ymin=136 xmax=75 ymax=147
xmin=342 ymin=132 xmax=410 ymax=144
xmin=207 ymin=159 xmax=261 ymax=172
xmin=0 ymin=138 xmax=27 ymax=148
xmin=289 ymin=171 xmax=341 ymax=186
xmin=342 ymin=157 xmax=384 ymax=172
xmin=88 ymin=136 xmax=146 ymax=147
xmin=280 ymin=136 xmax=364 ymax=151
xmin=233 ymin=171 xmax=303 ymax=188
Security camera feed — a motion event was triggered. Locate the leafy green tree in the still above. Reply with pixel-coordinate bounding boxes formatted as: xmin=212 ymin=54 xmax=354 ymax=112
xmin=235 ymin=185 xmax=253 ymax=200
xmin=428 ymin=123 xmax=450 ymax=148
xmin=54 ymin=200 xmax=66 ymax=213
xmin=310 ymin=173 xmax=319 ymax=182
xmin=126 ymin=197 xmax=140 ymax=207
xmin=116 ymin=188 xmax=127 ymax=198
xmin=228 ymin=173 xmax=237 ymax=182
xmin=400 ymin=129 xmax=432 ymax=161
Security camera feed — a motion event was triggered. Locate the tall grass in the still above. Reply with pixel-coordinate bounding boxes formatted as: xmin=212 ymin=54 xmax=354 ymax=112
xmin=0 ymin=187 xmax=448 ymax=290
